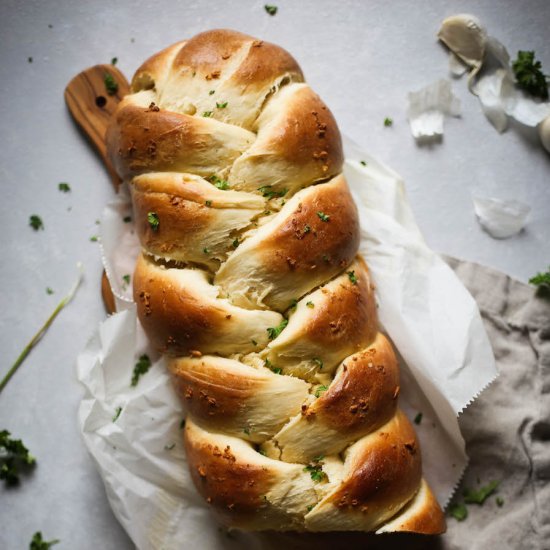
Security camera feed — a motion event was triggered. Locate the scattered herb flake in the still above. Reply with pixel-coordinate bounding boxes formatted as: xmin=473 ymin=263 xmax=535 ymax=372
xmin=205 ymin=200 xmax=212 ymax=207
xmin=317 ymin=211 xmax=330 ymax=222
xmin=209 ymin=175 xmax=230 ymax=190
xmin=347 ymin=270 xmax=358 ymax=285
xmin=122 ymin=274 xmax=131 ymax=285
xmin=216 ymin=101 xmax=228 ymax=109
xmin=463 ymin=480 xmax=499 ymax=505
xmin=384 ymin=117 xmax=393 ymax=127
xmin=243 ymin=427 xmax=250 ymax=435
xmin=46 ymin=287 xmax=54 ymax=295
xmin=29 ymin=215 xmax=44 ymax=231
xmin=306 ymin=301 xmax=314 ymax=308
xmin=209 ymin=90 xmax=215 ymax=95
xmin=232 ymin=238 xmax=240 ymax=249
xmin=304 ymin=462 xmax=326 ymax=482
xmin=202 ymin=111 xmax=213 ymax=117
xmin=28 ymin=56 xmax=33 ymax=63
xmin=111 ymin=57 xmax=118 ymax=66
xmin=360 ymin=160 xmax=367 ymax=166
xmin=123 ymin=215 xmax=132 ymax=223
xmin=496 ymin=496 xmax=504 ymax=507
xmin=267 ymin=319 xmax=288 ymax=340
xmin=131 ymin=354 xmax=152 ymax=386
xmin=90 ymin=235 xmax=98 ymax=242
xmin=203 ymin=247 xmax=210 ymax=254
xmin=314 ymin=385 xmax=328 ymax=398
xmin=288 ymin=299 xmax=298 ymax=311
xmin=303 ymin=224 xmax=311 ymax=234
xmin=313 ymin=357 xmax=323 ymax=370
xmin=29 ymin=531 xmax=60 ymax=550
xmin=147 ymin=211 xmax=160 ymax=231
xmin=414 ymin=412 xmax=423 ymax=425
xmin=179 ymin=419 xmax=186 ymax=429
xmin=164 ymin=443 xmax=175 ymax=451
xmin=512 ymin=50 xmax=549 ymax=100
xmin=257 ymin=185 xmax=287 ymax=199
xmin=112 ymin=407 xmax=122 ymax=422
xmin=251 ymin=339 xmax=257 ymax=346
xmin=306 ymin=504 xmax=314 ymax=512
xmin=271 ymin=366 xmax=283 ymax=375
xmin=264 ymin=4 xmax=278 ymax=15
xmin=0 ymin=430 xmax=35 ymax=486
xmin=104 ymin=72 xmax=118 ymax=95
xmin=449 ymin=502 xmax=468 ymax=521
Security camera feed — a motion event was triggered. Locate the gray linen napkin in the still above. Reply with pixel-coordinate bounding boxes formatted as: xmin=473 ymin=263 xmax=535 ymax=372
xmin=217 ymin=258 xmax=549 ymax=550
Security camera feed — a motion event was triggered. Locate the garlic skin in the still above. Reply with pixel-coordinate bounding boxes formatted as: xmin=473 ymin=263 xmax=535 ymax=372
xmin=540 ymin=116 xmax=550 ymax=154
xmin=438 ymin=14 xmax=487 ymax=70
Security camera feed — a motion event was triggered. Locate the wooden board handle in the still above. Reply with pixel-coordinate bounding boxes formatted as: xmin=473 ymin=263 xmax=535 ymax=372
xmin=65 ymin=65 xmax=131 ymax=313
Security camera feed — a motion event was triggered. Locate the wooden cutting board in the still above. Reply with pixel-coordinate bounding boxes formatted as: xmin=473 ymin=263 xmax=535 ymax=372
xmin=65 ymin=64 xmax=131 ymax=314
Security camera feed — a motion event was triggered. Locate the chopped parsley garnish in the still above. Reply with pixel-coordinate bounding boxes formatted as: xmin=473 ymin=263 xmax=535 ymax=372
xmin=112 ymin=406 xmax=122 ymax=422
xmin=123 ymin=215 xmax=132 ymax=223
xmin=267 ymin=319 xmax=288 ymax=340
xmin=164 ymin=443 xmax=176 ymax=451
xmin=449 ymin=502 xmax=467 ymax=521
xmin=202 ymin=111 xmax=213 ymax=117
xmin=304 ymin=458 xmax=326 ymax=482
xmin=203 ymin=247 xmax=210 ymax=254
xmin=58 ymin=182 xmax=70 ymax=192
xmin=303 ymin=225 xmax=311 ymax=234
xmin=313 ymin=357 xmax=323 ymax=370
xmin=529 ymin=267 xmax=550 ymax=295
xmin=271 ymin=366 xmax=283 ymax=375
xmin=104 ymin=72 xmax=118 ymax=95
xmin=314 ymin=385 xmax=328 ymax=398
xmin=243 ymin=427 xmax=250 ymax=435
xmin=147 ymin=211 xmax=160 ymax=231
xmin=205 ymin=200 xmax=212 ymax=207
xmin=317 ymin=211 xmax=330 ymax=222
xmin=29 ymin=215 xmax=44 ymax=231
xmin=463 ymin=481 xmax=499 ymax=505
xmin=257 ymin=185 xmax=287 ymax=199
xmin=209 ymin=175 xmax=230 ymax=190
xmin=347 ymin=270 xmax=358 ymax=285
xmin=496 ymin=497 xmax=504 ymax=507
xmin=251 ymin=339 xmax=257 ymax=346
xmin=384 ymin=117 xmax=393 ymax=127
xmin=232 ymin=238 xmax=240 ymax=249
xmin=209 ymin=90 xmax=215 ymax=95
xmin=122 ymin=274 xmax=130 ymax=285
xmin=179 ymin=419 xmax=186 ymax=429
xmin=306 ymin=301 xmax=314 ymax=308
xmin=216 ymin=101 xmax=228 ymax=109
xmin=306 ymin=504 xmax=314 ymax=512
xmin=512 ymin=51 xmax=548 ymax=100
xmin=111 ymin=57 xmax=118 ymax=66
xmin=28 ymin=56 xmax=33 ymax=63
xmin=90 ymin=235 xmax=99 ymax=242
xmin=0 ymin=430 xmax=35 ymax=486
xmin=46 ymin=287 xmax=54 ymax=295
xmin=288 ymin=299 xmax=298 ymax=311
xmin=131 ymin=354 xmax=152 ymax=386
xmin=264 ymin=4 xmax=277 ymax=15
xmin=414 ymin=412 xmax=423 ymax=425
xmin=29 ymin=531 xmax=60 ymax=550
xmin=360 ymin=160 xmax=367 ymax=166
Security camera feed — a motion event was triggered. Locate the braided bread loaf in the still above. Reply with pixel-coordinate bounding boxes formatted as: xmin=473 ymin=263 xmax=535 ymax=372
xmin=106 ymin=29 xmax=446 ymax=534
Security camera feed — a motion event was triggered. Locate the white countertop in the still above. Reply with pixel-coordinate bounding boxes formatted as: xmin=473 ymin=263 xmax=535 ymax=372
xmin=1 ymin=1 xmax=549 ymax=548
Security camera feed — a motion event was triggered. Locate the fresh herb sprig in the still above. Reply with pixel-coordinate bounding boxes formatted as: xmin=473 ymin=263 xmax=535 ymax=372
xmin=30 ymin=532 xmax=60 ymax=550
xmin=131 ymin=354 xmax=152 ymax=386
xmin=512 ymin=51 xmax=548 ymax=100
xmin=267 ymin=319 xmax=288 ymax=340
xmin=0 ymin=430 xmax=35 ymax=486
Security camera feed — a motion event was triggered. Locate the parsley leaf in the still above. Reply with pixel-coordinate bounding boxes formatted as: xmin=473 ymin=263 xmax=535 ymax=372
xmin=313 ymin=357 xmax=323 ymax=370
xmin=314 ymin=385 xmax=328 ymax=398
xmin=304 ymin=458 xmax=327 ymax=482
xmin=0 ymin=430 xmax=35 ymax=486
xmin=414 ymin=412 xmax=423 ymax=424
xmin=202 ymin=111 xmax=213 ymax=117
xmin=347 ymin=270 xmax=358 ymax=285
xmin=384 ymin=117 xmax=393 ymax=127
xmin=232 ymin=238 xmax=240 ymax=249
xmin=257 ymin=185 xmax=287 ymax=199
xmin=205 ymin=200 xmax=212 ymax=207
xmin=360 ymin=160 xmax=367 ymax=166
xmin=46 ymin=287 xmax=54 ymax=295
xmin=216 ymin=101 xmax=228 ymax=109
xmin=288 ymin=299 xmax=298 ymax=311
xmin=89 ymin=235 xmax=99 ymax=242
xmin=209 ymin=175 xmax=230 ymax=190
xmin=449 ymin=502 xmax=468 ymax=521
xmin=131 ymin=354 xmax=152 ymax=386
xmin=496 ymin=496 xmax=504 ymax=507
xmin=111 ymin=57 xmax=118 ymax=66
xmin=123 ymin=215 xmax=132 ymax=223
xmin=122 ymin=274 xmax=130 ymax=285
xmin=264 ymin=4 xmax=278 ymax=15
xmin=29 ymin=531 xmax=60 ymax=550
xmin=209 ymin=90 xmax=215 ymax=95
xmin=104 ymin=72 xmax=118 ymax=95
xmin=147 ymin=211 xmax=160 ymax=231
xmin=529 ymin=267 xmax=550 ymax=290
xmin=112 ymin=406 xmax=122 ymax=422
xmin=58 ymin=182 xmax=70 ymax=192
xmin=463 ymin=480 xmax=499 ymax=505
xmin=267 ymin=319 xmax=288 ymax=340
xmin=29 ymin=215 xmax=44 ymax=231
xmin=512 ymin=50 xmax=548 ymax=100
xmin=306 ymin=301 xmax=314 ymax=308
xmin=317 ymin=211 xmax=330 ymax=222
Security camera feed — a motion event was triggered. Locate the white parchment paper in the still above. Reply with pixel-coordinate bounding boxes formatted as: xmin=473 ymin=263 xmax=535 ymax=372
xmin=77 ymin=141 xmax=497 ymax=549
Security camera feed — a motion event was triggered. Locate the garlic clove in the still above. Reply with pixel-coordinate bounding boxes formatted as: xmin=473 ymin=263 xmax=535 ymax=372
xmin=438 ymin=14 xmax=487 ymax=70
xmin=539 ymin=115 xmax=550 ymax=154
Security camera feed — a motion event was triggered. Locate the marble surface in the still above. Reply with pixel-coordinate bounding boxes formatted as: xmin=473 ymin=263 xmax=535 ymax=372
xmin=0 ymin=1 xmax=548 ymax=548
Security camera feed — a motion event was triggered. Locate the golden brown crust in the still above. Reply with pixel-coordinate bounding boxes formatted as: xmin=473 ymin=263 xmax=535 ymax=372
xmin=314 ymin=334 xmax=399 ymax=433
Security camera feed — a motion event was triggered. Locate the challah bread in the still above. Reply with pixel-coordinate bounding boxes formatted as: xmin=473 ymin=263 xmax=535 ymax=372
xmin=106 ymin=29 xmax=446 ymax=534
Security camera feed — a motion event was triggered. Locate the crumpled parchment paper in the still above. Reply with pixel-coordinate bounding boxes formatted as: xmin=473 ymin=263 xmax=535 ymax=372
xmin=77 ymin=139 xmax=497 ymax=549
